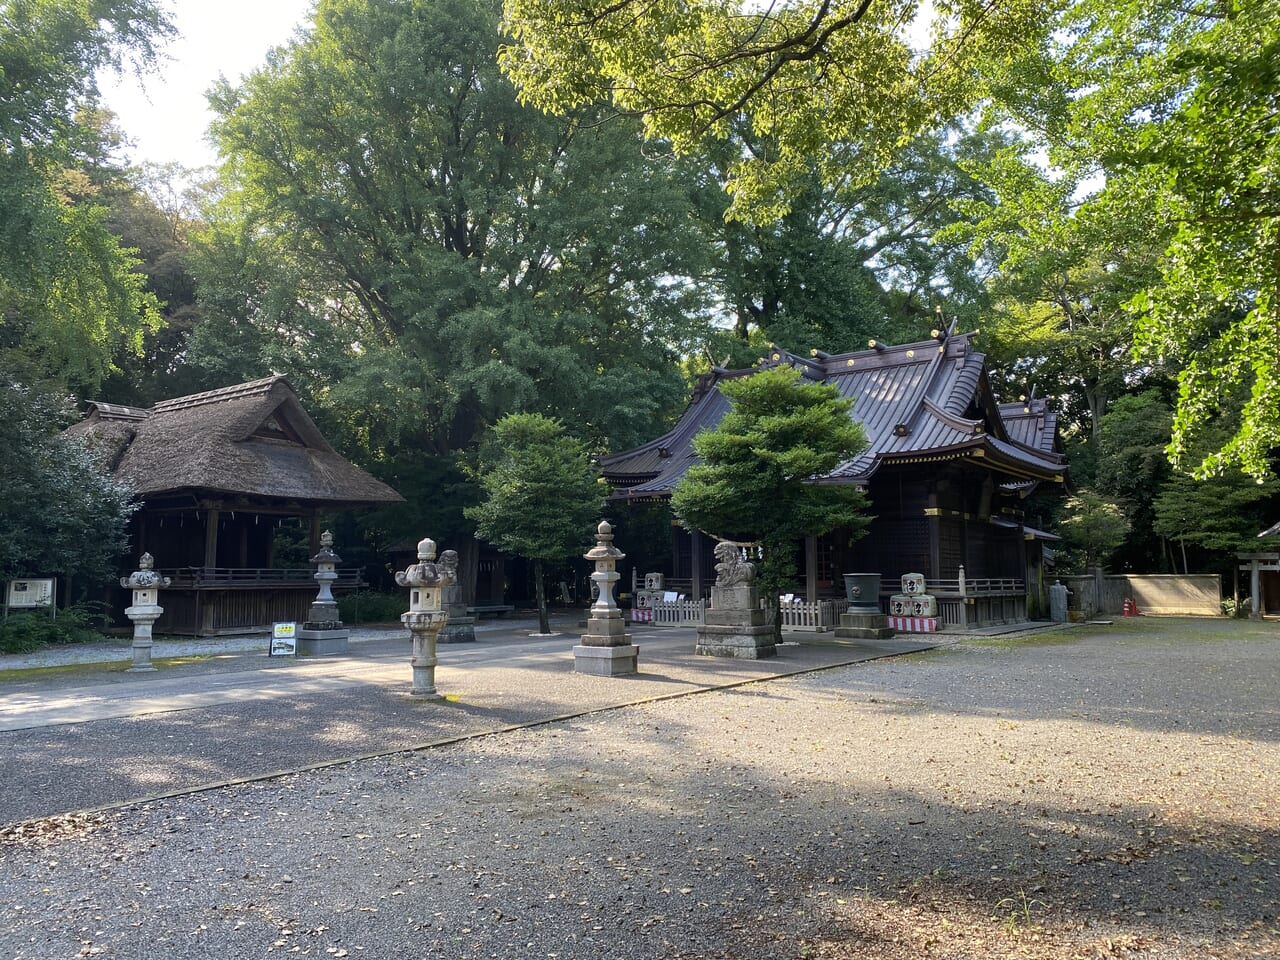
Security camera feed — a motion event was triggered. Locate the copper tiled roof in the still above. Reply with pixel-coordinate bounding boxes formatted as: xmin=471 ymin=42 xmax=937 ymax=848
xmin=602 ymin=332 xmax=1066 ymax=498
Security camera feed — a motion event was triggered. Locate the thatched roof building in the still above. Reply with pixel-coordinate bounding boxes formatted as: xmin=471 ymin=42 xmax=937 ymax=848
xmin=69 ymin=376 xmax=401 ymax=635
xmin=68 ymin=376 xmax=401 ymax=508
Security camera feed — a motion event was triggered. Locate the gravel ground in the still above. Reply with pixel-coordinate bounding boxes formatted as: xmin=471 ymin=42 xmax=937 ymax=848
xmin=1 ymin=617 xmax=1277 ymax=959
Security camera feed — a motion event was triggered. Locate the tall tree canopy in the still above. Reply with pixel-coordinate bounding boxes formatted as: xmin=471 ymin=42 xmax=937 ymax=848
xmin=499 ymin=0 xmax=1045 ymax=221
xmin=200 ymin=0 xmax=710 ymax=463
xmin=694 ymin=124 xmax=1000 ymax=362
xmin=955 ymin=0 xmax=1279 ymax=479
xmin=0 ymin=0 xmax=172 ymax=393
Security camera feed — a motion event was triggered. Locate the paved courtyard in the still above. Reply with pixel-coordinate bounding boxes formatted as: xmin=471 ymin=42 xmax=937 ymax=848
xmin=0 ymin=617 xmax=1276 ymax=958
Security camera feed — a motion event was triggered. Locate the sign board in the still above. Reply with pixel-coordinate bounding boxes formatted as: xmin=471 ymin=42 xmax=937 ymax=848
xmin=270 ymin=621 xmax=297 ymax=656
xmin=8 ymin=579 xmax=55 ymax=608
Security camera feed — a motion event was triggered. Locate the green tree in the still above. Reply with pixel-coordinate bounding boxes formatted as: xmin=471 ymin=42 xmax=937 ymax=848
xmin=1125 ymin=2 xmax=1280 ymax=481
xmin=940 ymin=141 xmax=1166 ymax=439
xmin=954 ymin=0 xmax=1278 ymax=479
xmin=691 ymin=125 xmax=1000 ymax=360
xmin=0 ymin=0 xmax=172 ymax=393
xmin=1058 ymin=490 xmax=1129 ymax=572
xmin=500 ymin=0 xmax=1047 ymax=222
xmin=1094 ymin=390 xmax=1174 ymax=571
xmin=465 ymin=414 xmax=604 ymax=634
xmin=0 ymin=374 xmax=136 ymax=586
xmin=669 ymin=364 xmax=870 ymax=642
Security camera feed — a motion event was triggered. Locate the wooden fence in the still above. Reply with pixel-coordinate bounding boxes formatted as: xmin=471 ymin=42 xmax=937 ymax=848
xmin=641 ymin=596 xmax=849 ymax=631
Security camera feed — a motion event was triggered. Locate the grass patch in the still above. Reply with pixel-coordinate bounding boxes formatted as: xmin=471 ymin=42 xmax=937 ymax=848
xmin=969 ymin=631 xmax=1080 ymax=650
xmin=0 ymin=660 xmax=129 ymax=682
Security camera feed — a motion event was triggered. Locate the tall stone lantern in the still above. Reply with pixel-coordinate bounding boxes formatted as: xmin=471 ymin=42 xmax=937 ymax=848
xmin=296 ymin=530 xmax=350 ymax=656
xmin=395 ymin=536 xmax=450 ymax=699
xmin=573 ymin=520 xmax=639 ymax=676
xmin=120 ymin=553 xmax=170 ymax=672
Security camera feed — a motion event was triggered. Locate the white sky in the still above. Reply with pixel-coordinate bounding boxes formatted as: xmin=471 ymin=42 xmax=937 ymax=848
xmin=97 ymin=0 xmax=316 ymax=170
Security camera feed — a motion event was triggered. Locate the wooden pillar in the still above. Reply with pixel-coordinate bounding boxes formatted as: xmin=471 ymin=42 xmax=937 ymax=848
xmin=309 ymin=513 xmax=322 ymax=555
xmin=804 ymin=536 xmax=818 ymax=602
xmin=691 ymin=531 xmax=704 ymax=600
xmin=671 ymin=521 xmax=682 ymax=581
xmin=927 ymin=494 xmax=941 ymax=581
xmin=459 ymin=538 xmax=480 ymax=605
xmin=203 ymin=508 xmax=220 ymax=569
xmin=1251 ymin=560 xmax=1261 ymax=616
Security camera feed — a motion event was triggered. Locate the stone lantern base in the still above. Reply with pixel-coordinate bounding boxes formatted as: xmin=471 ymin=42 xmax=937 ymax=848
xmin=296 ymin=625 xmax=350 ymax=656
xmin=572 ymin=642 xmax=639 ymax=676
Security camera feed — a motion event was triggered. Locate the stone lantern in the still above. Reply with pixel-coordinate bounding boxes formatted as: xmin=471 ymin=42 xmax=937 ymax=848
xmin=395 ymin=536 xmax=450 ymax=699
xmin=573 ymin=520 xmax=638 ymax=676
xmin=119 ymin=553 xmax=170 ymax=672
xmin=296 ymin=530 xmax=350 ymax=656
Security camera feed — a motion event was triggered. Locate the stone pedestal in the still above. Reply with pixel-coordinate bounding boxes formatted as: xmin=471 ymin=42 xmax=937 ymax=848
xmin=296 ymin=625 xmax=350 ymax=656
xmin=696 ymin=583 xmax=776 ymax=659
xmin=439 ymin=582 xmax=476 ymax=643
xmin=834 ymin=610 xmax=895 ymax=640
xmin=574 ymin=521 xmax=638 ymax=676
xmin=403 ymin=609 xmax=446 ymax=698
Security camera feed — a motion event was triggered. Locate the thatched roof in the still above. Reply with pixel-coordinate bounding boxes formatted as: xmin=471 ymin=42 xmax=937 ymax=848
xmin=66 ymin=376 xmax=402 ymax=507
xmin=602 ymin=332 xmax=1067 ymax=501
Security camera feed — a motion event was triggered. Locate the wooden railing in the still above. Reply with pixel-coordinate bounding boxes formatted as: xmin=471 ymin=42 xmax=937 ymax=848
xmin=159 ymin=567 xmax=366 ymax=590
xmin=883 ymin=569 xmax=1026 ymax=629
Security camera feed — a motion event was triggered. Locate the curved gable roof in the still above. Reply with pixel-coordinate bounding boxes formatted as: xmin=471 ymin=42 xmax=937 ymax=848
xmin=603 ymin=333 xmax=1066 ymax=499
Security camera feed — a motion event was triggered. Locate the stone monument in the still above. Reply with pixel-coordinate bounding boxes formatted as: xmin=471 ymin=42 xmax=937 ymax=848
xmin=120 ymin=552 xmax=170 ymax=672
xmin=436 ymin=549 xmax=476 ymax=643
xmin=834 ymin=569 xmax=894 ymax=640
xmin=296 ymin=530 xmax=351 ymax=655
xmin=1049 ymin=580 xmax=1070 ymax=623
xmin=573 ymin=521 xmax=639 ymax=676
xmin=395 ymin=536 xmax=450 ymax=699
xmin=695 ymin=541 xmax=775 ymax=659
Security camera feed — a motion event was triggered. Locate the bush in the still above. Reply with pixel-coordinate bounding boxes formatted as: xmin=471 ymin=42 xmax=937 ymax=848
xmin=337 ymin=591 xmax=407 ymax=625
xmin=0 ymin=605 xmax=107 ymax=654
xmin=1221 ymin=598 xmax=1251 ymax=619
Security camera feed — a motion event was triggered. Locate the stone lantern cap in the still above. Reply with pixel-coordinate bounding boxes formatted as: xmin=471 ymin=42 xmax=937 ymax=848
xmin=120 ymin=552 xmax=171 ymax=590
xmin=310 ymin=529 xmax=342 ymax=565
xmin=584 ymin=520 xmax=625 ymax=561
xmin=395 ymin=536 xmax=456 ymax=587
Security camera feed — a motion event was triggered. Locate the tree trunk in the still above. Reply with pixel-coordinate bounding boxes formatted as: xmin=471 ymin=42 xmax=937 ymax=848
xmin=534 ymin=558 xmax=550 ymax=635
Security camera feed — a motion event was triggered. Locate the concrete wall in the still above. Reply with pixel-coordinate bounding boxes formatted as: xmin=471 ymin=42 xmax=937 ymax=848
xmin=1058 ymin=571 xmax=1222 ymax=617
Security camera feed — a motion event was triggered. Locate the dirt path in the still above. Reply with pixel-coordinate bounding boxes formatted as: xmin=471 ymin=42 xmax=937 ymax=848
xmin=1 ymin=618 xmax=1276 ymax=959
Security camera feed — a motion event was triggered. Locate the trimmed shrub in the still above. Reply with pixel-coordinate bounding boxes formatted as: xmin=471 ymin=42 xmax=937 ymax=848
xmin=337 ymin=591 xmax=407 ymax=625
xmin=0 ymin=605 xmax=106 ymax=654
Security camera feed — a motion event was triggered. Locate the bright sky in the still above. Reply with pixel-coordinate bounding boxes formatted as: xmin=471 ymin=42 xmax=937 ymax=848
xmin=98 ymin=0 xmax=315 ymax=170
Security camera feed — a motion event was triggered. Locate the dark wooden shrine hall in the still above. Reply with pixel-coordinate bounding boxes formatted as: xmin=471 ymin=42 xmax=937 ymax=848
xmin=601 ymin=331 xmax=1068 ymax=628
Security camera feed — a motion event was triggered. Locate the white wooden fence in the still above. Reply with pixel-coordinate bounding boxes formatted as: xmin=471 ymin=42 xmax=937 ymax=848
xmin=639 ymin=596 xmax=849 ymax=631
